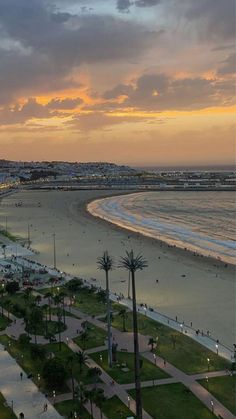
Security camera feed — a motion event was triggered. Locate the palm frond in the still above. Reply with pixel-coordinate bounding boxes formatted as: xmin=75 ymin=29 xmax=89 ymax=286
xmin=119 ymin=249 xmax=148 ymax=272
xmin=97 ymin=250 xmax=114 ymax=272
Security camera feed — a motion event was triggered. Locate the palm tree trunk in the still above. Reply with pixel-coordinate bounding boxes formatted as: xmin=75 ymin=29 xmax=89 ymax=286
xmin=131 ymin=270 xmax=142 ymax=419
xmin=106 ymin=270 xmax=112 ymax=368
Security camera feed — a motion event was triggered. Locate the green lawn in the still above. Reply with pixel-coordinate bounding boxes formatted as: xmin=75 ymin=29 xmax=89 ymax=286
xmin=90 ymin=350 xmax=169 ymax=384
xmin=1 ymin=293 xmax=29 ymax=317
xmin=44 ymin=342 xmax=94 ymax=386
xmin=0 ymin=335 xmax=69 ymax=394
xmin=25 ymin=319 xmax=66 ymax=336
xmin=102 ymin=395 xmax=135 ymax=419
xmin=129 ymin=383 xmax=215 ymax=419
xmin=73 ymin=322 xmax=107 ymax=350
xmin=0 ymin=315 xmax=11 ymax=330
xmin=112 ymin=312 xmax=230 ymax=374
xmin=0 ymin=393 xmax=17 ymax=419
xmin=198 ymin=375 xmax=236 ymax=415
xmin=55 ymin=399 xmax=91 ymax=419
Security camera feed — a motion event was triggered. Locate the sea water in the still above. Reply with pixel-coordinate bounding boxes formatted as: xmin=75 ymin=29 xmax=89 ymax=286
xmin=89 ymin=191 xmax=236 ymax=265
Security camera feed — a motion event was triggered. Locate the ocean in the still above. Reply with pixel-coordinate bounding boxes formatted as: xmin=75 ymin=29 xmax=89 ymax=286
xmin=88 ymin=191 xmax=236 ymax=265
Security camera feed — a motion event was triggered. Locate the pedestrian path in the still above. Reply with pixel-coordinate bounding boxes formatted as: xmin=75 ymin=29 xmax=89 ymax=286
xmin=0 ymin=344 xmax=62 ymax=419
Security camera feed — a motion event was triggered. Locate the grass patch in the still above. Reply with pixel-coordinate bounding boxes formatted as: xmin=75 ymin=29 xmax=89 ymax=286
xmin=0 ymin=393 xmax=17 ymax=419
xmin=43 ymin=343 xmax=95 ymax=386
xmin=129 ymin=383 xmax=215 ymax=419
xmin=90 ymin=350 xmax=169 ymax=384
xmin=25 ymin=320 xmax=66 ymax=336
xmin=73 ymin=322 xmax=107 ymax=350
xmin=198 ymin=375 xmax=236 ymax=415
xmin=112 ymin=312 xmax=230 ymax=374
xmin=103 ymin=395 xmax=135 ymax=419
xmin=0 ymin=315 xmax=11 ymax=330
xmin=1 ymin=293 xmax=29 ymax=318
xmin=0 ymin=335 xmax=69 ymax=394
xmin=55 ymin=399 xmax=91 ymax=419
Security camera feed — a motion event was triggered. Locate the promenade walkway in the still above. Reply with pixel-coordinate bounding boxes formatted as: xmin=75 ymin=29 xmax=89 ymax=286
xmin=0 ymin=343 xmax=62 ymax=418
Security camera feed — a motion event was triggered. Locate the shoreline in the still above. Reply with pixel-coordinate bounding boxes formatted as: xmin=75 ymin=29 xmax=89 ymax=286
xmin=1 ymin=188 xmax=235 ymax=348
xmin=84 ymin=195 xmax=236 ymax=274
xmin=86 ymin=194 xmax=236 ymax=269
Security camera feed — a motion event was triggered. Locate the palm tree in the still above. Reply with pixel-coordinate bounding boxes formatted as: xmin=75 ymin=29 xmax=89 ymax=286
xmin=75 ymin=350 xmax=89 ymax=373
xmin=35 ymin=295 xmax=42 ymax=306
xmin=76 ymin=382 xmax=88 ymax=415
xmin=85 ymin=388 xmax=96 ymax=418
xmin=119 ymin=250 xmax=148 ymax=419
xmin=45 ymin=291 xmax=53 ymax=321
xmin=42 ymin=304 xmax=48 ymax=335
xmin=87 ymin=367 xmax=102 ymax=389
xmin=97 ymin=251 xmax=114 ymax=368
xmin=94 ymin=388 xmax=106 ymax=419
xmin=0 ymin=286 xmax=5 ymax=317
xmin=67 ymin=354 xmax=76 ymax=399
xmin=59 ymin=290 xmax=67 ymax=325
xmin=119 ymin=308 xmax=128 ymax=332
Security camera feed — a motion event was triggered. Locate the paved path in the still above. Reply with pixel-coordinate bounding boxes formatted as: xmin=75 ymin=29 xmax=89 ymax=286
xmin=0 ymin=343 xmax=62 ymax=419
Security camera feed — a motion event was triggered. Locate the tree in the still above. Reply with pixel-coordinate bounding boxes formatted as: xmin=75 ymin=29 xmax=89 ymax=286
xmin=59 ymin=290 xmax=67 ymax=325
xmin=23 ymin=287 xmax=33 ymax=302
xmin=45 ymin=291 xmax=53 ymax=321
xmin=148 ymin=338 xmax=155 ymax=352
xmin=4 ymin=299 xmax=12 ymax=319
xmin=42 ymin=358 xmax=66 ymax=389
xmin=35 ymin=295 xmax=42 ymax=306
xmin=119 ymin=250 xmax=148 ymax=419
xmin=65 ymin=278 xmax=83 ymax=293
xmin=85 ymin=388 xmax=96 ymax=418
xmin=76 ymin=382 xmax=88 ymax=415
xmin=119 ymin=308 xmax=128 ymax=332
xmin=67 ymin=354 xmax=76 ymax=399
xmin=18 ymin=333 xmax=31 ymax=348
xmin=30 ymin=344 xmax=46 ymax=360
xmin=97 ymin=251 xmax=114 ymax=368
xmin=0 ymin=286 xmax=5 ymax=317
xmin=6 ymin=281 xmax=19 ymax=295
xmin=75 ymin=350 xmax=89 ymax=373
xmin=87 ymin=367 xmax=102 ymax=388
xmin=29 ymin=306 xmax=43 ymax=344
xmin=94 ymin=388 xmax=106 ymax=419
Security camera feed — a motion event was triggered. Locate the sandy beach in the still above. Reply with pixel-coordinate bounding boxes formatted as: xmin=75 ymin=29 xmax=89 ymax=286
xmin=0 ymin=189 xmax=235 ymax=348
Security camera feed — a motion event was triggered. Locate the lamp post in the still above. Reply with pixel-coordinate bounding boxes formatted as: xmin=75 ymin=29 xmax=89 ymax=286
xmin=215 ymin=344 xmax=219 ymax=355
xmin=53 ymin=233 xmax=56 ymax=270
xmin=153 ymin=353 xmax=157 ymax=365
xmin=53 ymin=390 xmax=56 ymax=404
xmin=180 ymin=323 xmax=183 ymax=333
xmin=210 ymin=400 xmax=214 ymax=413
xmin=207 ymin=358 xmax=210 ymax=372
xmin=206 ymin=375 xmax=209 ymax=390
xmin=127 ymin=396 xmax=130 ymax=409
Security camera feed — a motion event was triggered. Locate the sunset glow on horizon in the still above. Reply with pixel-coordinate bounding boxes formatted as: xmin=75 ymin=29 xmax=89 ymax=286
xmin=0 ymin=0 xmax=235 ymax=166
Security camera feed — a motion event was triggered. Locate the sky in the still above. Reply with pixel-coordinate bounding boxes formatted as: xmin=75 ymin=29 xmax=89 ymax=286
xmin=0 ymin=0 xmax=235 ymax=166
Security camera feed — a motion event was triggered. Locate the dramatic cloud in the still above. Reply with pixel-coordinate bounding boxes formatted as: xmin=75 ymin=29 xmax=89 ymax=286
xmin=0 ymin=0 xmax=160 ymax=104
xmin=47 ymin=97 xmax=83 ymax=109
xmin=217 ymin=53 xmax=236 ymax=75
xmin=102 ymin=73 xmax=236 ymax=111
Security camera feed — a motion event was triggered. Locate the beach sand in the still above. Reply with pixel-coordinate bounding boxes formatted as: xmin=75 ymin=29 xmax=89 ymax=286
xmin=1 ymin=189 xmax=235 ymax=348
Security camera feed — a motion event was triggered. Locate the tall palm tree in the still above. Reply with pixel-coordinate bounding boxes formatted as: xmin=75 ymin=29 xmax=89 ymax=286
xmin=59 ymin=290 xmax=67 ymax=325
xmin=94 ymin=388 xmax=106 ymax=419
xmin=119 ymin=250 xmax=148 ymax=419
xmin=75 ymin=350 xmax=89 ymax=373
xmin=97 ymin=251 xmax=114 ymax=368
xmin=119 ymin=307 xmax=128 ymax=332
xmin=67 ymin=354 xmax=76 ymax=399
xmin=45 ymin=291 xmax=53 ymax=321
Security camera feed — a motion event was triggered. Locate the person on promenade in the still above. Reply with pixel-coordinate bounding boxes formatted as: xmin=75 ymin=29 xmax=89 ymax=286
xmin=20 ymin=372 xmax=23 ymax=380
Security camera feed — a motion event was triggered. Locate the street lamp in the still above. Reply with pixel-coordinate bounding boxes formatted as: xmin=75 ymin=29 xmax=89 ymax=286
xmin=207 ymin=358 xmax=210 ymax=372
xmin=127 ymin=396 xmax=130 ymax=408
xmin=153 ymin=353 xmax=157 ymax=365
xmin=53 ymin=390 xmax=56 ymax=404
xmin=99 ymin=354 xmax=103 ymax=362
xmin=206 ymin=375 xmax=209 ymax=390
xmin=180 ymin=323 xmax=183 ymax=333
xmin=210 ymin=400 xmax=214 ymax=413
xmin=215 ymin=344 xmax=219 ymax=355
xmin=144 ymin=306 xmax=147 ymax=316
xmin=66 ymin=337 xmax=69 ymax=345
